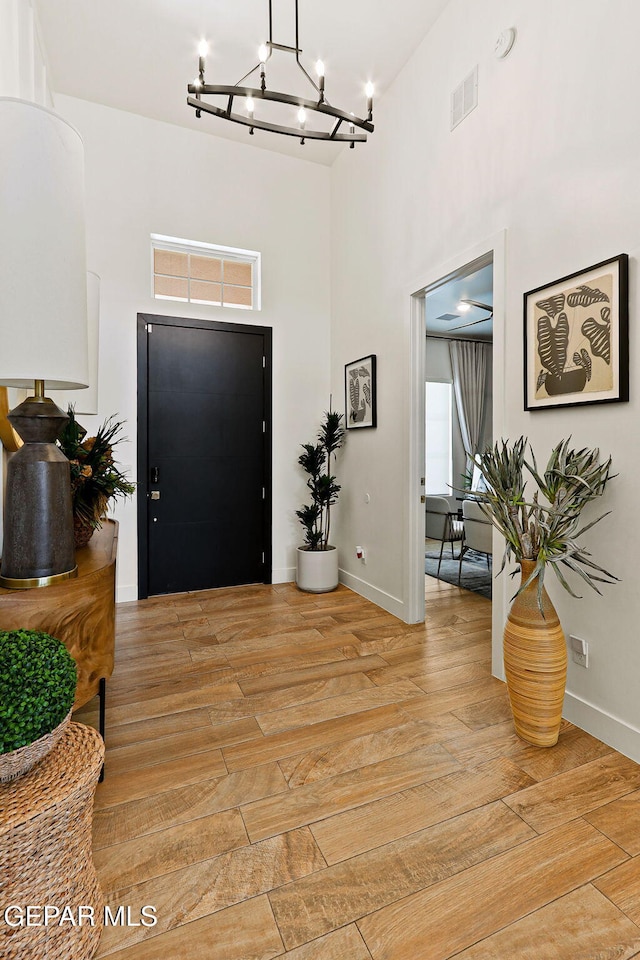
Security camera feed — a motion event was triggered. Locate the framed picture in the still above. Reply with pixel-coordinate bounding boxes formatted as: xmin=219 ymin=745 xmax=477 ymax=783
xmin=345 ymin=354 xmax=377 ymax=429
xmin=524 ymin=254 xmax=628 ymax=410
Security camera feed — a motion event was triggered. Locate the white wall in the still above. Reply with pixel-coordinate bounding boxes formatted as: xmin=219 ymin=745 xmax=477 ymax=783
xmin=331 ymin=0 xmax=640 ymax=758
xmin=54 ymin=95 xmax=331 ymax=601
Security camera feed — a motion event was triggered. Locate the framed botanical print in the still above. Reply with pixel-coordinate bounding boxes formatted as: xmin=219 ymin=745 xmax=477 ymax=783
xmin=524 ymin=254 xmax=628 ymax=410
xmin=345 ymin=354 xmax=377 ymax=429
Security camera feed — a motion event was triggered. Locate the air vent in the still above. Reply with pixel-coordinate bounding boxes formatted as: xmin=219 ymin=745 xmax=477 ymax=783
xmin=436 ymin=313 xmax=460 ymax=322
xmin=451 ymin=66 xmax=478 ymax=130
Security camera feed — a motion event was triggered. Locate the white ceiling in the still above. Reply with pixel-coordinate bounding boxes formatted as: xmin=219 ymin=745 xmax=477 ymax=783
xmin=425 ymin=263 xmax=493 ymax=341
xmin=34 ymin=0 xmax=450 ymax=166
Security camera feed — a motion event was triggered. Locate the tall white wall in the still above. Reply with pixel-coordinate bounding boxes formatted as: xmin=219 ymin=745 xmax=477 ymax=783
xmin=55 ymin=95 xmax=331 ymax=601
xmin=331 ymin=0 xmax=640 ymax=758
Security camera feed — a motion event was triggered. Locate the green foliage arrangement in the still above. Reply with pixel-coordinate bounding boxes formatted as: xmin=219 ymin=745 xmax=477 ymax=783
xmin=0 ymin=630 xmax=77 ymax=754
xmin=57 ymin=406 xmax=136 ymax=531
xmin=296 ymin=411 xmax=345 ymax=550
xmin=473 ymin=437 xmax=617 ymax=605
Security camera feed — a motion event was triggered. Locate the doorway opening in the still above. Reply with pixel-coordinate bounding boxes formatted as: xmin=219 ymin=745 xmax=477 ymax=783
xmin=137 ymin=313 xmax=272 ymax=598
xmin=407 ymin=233 xmax=506 ymax=671
xmin=424 ymin=258 xmax=494 ymax=601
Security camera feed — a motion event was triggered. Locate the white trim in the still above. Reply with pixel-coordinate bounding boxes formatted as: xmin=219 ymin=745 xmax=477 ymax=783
xmin=116 ymin=584 xmax=138 ymax=603
xmin=407 ymin=294 xmax=427 ymax=623
xmin=340 ymin=568 xmax=406 ymax=620
xmin=564 ymin=691 xmax=640 ymax=763
xmin=406 ymin=231 xmax=507 ymax=647
xmin=272 ymin=566 xmax=295 ymax=584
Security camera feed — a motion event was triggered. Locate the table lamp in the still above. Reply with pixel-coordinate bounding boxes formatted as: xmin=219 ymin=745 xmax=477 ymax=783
xmin=50 ymin=271 xmax=101 ymax=417
xmin=0 ymin=98 xmax=89 ymax=588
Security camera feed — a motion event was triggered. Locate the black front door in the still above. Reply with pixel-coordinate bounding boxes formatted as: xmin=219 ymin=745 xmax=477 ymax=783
xmin=138 ymin=314 xmax=271 ymax=597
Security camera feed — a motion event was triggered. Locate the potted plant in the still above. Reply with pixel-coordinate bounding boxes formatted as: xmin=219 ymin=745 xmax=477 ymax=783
xmin=57 ymin=406 xmax=136 ymax=548
xmin=473 ymin=437 xmax=616 ymax=747
xmin=0 ymin=629 xmax=77 ymax=781
xmin=295 ymin=410 xmax=345 ymax=592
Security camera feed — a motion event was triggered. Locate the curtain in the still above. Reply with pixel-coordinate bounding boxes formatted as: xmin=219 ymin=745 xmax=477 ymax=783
xmin=449 ymin=340 xmax=490 ymax=471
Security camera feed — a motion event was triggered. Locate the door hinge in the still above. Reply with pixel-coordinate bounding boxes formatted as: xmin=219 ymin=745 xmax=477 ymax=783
xmin=261 ymin=551 xmax=265 ymax=564
xmin=262 ymin=420 xmax=266 ymax=433
xmin=146 ymin=323 xmax=153 ymax=333
xmin=262 ymin=356 xmax=266 ymax=368
xmin=262 ymin=487 xmax=266 ymax=500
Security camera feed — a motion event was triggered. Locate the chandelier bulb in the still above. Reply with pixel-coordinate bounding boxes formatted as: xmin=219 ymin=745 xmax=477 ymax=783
xmin=365 ymin=81 xmax=374 ymax=99
xmin=246 ymin=97 xmax=255 ymax=118
xmin=198 ymin=40 xmax=209 ymax=58
xmin=258 ymin=44 xmax=268 ymax=64
xmin=298 ymin=107 xmax=307 ymax=127
xmin=315 ymin=60 xmax=325 ymax=78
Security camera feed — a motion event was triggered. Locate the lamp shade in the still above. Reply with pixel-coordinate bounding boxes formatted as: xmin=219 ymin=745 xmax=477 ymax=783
xmin=50 ymin=271 xmax=100 ymax=415
xmin=0 ymin=98 xmax=88 ymax=389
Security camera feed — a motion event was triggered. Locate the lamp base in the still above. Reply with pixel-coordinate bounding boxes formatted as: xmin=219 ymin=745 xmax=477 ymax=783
xmin=1 ymin=394 xmax=76 ymax=586
xmin=0 ymin=566 xmax=78 ymax=591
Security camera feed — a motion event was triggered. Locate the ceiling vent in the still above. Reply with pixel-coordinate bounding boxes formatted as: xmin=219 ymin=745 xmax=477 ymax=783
xmin=436 ymin=313 xmax=460 ymax=322
xmin=451 ymin=66 xmax=478 ymax=130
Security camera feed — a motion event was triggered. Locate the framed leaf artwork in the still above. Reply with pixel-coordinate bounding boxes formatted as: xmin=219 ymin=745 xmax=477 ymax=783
xmin=524 ymin=254 xmax=629 ymax=410
xmin=345 ymin=354 xmax=377 ymax=429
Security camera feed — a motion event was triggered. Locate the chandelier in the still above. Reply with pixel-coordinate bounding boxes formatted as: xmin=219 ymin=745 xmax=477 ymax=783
xmin=187 ymin=0 xmax=374 ymax=147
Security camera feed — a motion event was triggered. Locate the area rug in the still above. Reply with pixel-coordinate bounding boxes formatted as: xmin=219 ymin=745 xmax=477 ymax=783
xmin=425 ymin=547 xmax=492 ymax=599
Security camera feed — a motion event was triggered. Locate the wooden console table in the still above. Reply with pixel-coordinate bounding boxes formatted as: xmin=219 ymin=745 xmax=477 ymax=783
xmin=0 ymin=520 xmax=117 ymax=736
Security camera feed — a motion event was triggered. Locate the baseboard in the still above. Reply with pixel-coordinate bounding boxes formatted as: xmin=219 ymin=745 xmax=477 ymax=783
xmin=116 ymin=584 xmax=138 ymax=604
xmin=563 ymin=690 xmax=640 ymax=763
xmin=272 ymin=566 xmax=295 ymax=585
xmin=339 ymin=568 xmax=406 ymax=620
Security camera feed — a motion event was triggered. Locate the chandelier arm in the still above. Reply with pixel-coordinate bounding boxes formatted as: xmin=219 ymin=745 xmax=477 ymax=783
xmin=236 ymin=63 xmax=262 ymax=87
xmin=188 ymin=84 xmax=373 ymax=132
xmin=295 ymin=58 xmax=324 ymax=100
xmin=187 ymin=96 xmax=367 ymax=141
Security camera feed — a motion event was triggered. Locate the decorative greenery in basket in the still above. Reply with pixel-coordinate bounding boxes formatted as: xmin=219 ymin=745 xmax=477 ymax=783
xmin=0 ymin=630 xmax=77 ymax=780
xmin=472 ymin=437 xmax=617 ymax=604
xmin=57 ymin=406 xmax=136 ymax=547
xmin=296 ymin=410 xmax=345 ymax=551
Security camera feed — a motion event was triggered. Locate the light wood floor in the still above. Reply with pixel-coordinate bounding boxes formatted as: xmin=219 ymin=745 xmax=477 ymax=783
xmin=76 ymin=576 xmax=640 ymax=959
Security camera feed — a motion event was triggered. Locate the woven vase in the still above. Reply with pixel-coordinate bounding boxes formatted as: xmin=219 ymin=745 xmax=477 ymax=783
xmin=503 ymin=560 xmax=567 ymax=747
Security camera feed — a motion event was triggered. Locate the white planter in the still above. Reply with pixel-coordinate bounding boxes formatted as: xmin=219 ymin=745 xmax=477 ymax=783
xmin=296 ymin=545 xmax=339 ymax=593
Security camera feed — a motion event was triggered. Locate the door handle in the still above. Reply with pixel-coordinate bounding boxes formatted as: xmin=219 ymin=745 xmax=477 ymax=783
xmin=150 ymin=466 xmax=159 ymax=484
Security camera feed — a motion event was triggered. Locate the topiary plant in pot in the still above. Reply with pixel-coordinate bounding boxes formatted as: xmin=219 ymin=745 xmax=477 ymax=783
xmin=0 ymin=629 xmax=77 ymax=781
xmin=295 ymin=410 xmax=345 ymax=593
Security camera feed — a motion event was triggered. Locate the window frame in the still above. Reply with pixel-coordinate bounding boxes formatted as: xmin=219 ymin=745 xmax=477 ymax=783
xmin=151 ymin=234 xmax=261 ymax=311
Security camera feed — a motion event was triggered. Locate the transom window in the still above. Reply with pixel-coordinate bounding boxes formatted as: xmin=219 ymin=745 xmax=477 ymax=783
xmin=151 ymin=235 xmax=261 ymax=310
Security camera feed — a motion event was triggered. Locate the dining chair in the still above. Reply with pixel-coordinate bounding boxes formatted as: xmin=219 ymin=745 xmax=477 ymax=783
xmin=458 ymin=498 xmax=492 ymax=585
xmin=425 ymin=495 xmax=464 ymax=577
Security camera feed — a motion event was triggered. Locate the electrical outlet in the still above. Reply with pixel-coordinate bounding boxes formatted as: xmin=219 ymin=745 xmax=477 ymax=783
xmin=570 ymin=635 xmax=589 ymax=668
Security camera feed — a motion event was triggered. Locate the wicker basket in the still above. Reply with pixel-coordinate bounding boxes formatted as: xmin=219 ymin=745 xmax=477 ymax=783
xmin=0 ymin=709 xmax=73 ymax=783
